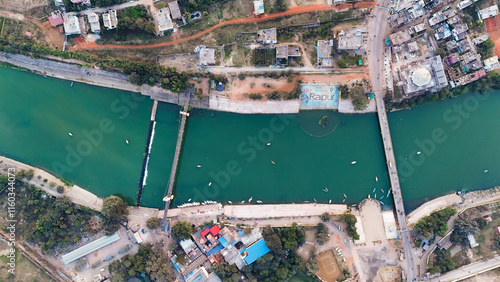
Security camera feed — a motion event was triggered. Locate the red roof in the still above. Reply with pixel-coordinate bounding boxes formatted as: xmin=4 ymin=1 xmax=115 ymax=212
xmin=210 ymin=225 xmax=220 ymax=236
xmin=48 ymin=12 xmax=63 ymax=27
xmin=201 ymin=228 xmax=210 ymax=237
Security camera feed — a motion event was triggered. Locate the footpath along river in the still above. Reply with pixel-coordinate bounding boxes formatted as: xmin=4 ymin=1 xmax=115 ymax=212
xmin=1 ymin=67 xmax=499 ymax=211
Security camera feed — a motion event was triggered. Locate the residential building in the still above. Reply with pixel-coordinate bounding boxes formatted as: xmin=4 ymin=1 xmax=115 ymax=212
xmin=54 ymin=0 xmax=63 ymax=6
xmin=447 ymin=15 xmax=460 ymax=25
xmin=452 ymin=23 xmax=468 ymax=41
xmin=434 ymin=24 xmax=452 ymax=41
xmin=389 ymin=28 xmax=412 ymax=45
xmin=48 ymin=11 xmax=63 ymax=27
xmin=457 ymin=39 xmax=472 ymax=53
xmin=63 ymin=15 xmax=81 ymax=35
xmin=168 ymin=1 xmax=182 ymax=20
xmin=428 ymin=8 xmax=456 ymax=27
xmin=483 ymin=56 xmax=500 ymax=71
xmin=444 ymin=52 xmax=460 ymax=65
xmin=195 ymin=45 xmax=216 ymax=66
xmin=256 ymin=28 xmax=277 ymax=44
xmin=276 ymin=45 xmax=300 ymax=65
xmin=337 ymin=27 xmax=367 ymax=50
xmin=155 ymin=8 xmax=174 ymax=32
xmin=71 ymin=0 xmax=90 ymax=5
xmin=478 ymin=5 xmax=499 ymax=20
xmin=457 ymin=0 xmax=472 ymax=10
xmin=103 ymin=10 xmax=118 ymax=30
xmin=87 ymin=13 xmax=101 ymax=33
xmin=253 ymin=0 xmax=264 ymax=15
xmin=472 ymin=33 xmax=489 ymax=45
xmin=447 ymin=40 xmax=458 ymax=51
xmin=454 ymin=69 xmax=486 ymax=86
xmin=317 ymin=40 xmax=333 ymax=68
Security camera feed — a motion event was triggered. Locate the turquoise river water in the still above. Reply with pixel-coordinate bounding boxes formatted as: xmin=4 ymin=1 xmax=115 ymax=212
xmin=1 ymin=67 xmax=499 ymax=211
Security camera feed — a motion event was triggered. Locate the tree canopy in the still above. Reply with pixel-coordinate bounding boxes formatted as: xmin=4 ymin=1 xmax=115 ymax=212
xmin=101 ymin=195 xmax=129 ymax=234
xmin=146 ymin=217 xmax=161 ymax=229
xmin=414 ymin=207 xmax=456 ymax=238
xmin=172 ymin=221 xmax=193 ymax=240
xmin=340 ymin=213 xmax=360 ymax=240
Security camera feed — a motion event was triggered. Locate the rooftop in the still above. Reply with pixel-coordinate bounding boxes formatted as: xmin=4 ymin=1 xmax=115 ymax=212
xmin=457 ymin=39 xmax=472 ymax=53
xmin=389 ymin=28 xmax=412 ymax=45
xmin=337 ymin=27 xmax=366 ymax=50
xmin=254 ymin=0 xmax=264 ymax=15
xmin=478 ymin=5 xmax=499 ymax=20
xmin=400 ymin=55 xmax=447 ymax=95
xmin=243 ymin=238 xmax=270 ymax=265
xmin=168 ymin=1 xmax=182 ymax=19
xmin=276 ymin=45 xmax=288 ymax=59
xmin=472 ymin=33 xmax=489 ymax=45
xmin=457 ymin=0 xmax=472 ymax=10
xmin=256 ymin=28 xmax=277 ymax=44
xmin=196 ymin=45 xmax=216 ymax=66
xmin=48 ymin=11 xmax=63 ymax=27
xmin=63 ymin=15 xmax=81 ymax=35
xmin=434 ymin=24 xmax=451 ymax=41
xmin=61 ymin=232 xmax=121 ymax=264
xmin=87 ymin=13 xmax=101 ymax=33
xmin=155 ymin=7 xmax=174 ymax=32
xmin=454 ymin=69 xmax=486 ymax=86
xmin=484 ymin=56 xmax=500 ymax=71
xmin=103 ymin=10 xmax=117 ymax=30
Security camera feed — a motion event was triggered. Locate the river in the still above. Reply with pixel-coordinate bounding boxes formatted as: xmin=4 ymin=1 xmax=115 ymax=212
xmin=1 ymin=67 xmax=499 ymax=211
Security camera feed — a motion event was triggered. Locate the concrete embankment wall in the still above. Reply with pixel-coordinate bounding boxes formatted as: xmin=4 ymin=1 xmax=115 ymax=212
xmin=1 ymin=53 xmax=359 ymax=115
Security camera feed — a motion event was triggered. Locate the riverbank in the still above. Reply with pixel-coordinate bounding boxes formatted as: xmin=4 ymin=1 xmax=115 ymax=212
xmin=0 ymin=52 xmax=373 ymax=114
xmin=407 ymin=186 xmax=500 ymax=225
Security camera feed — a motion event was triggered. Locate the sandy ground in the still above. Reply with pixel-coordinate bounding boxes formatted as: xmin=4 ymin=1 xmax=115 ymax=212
xmin=223 ymin=76 xmax=298 ymax=100
xmin=485 ymin=15 xmax=500 ymax=57
xmin=301 ymin=72 xmax=369 ymax=85
xmin=349 ymin=199 xmax=401 ymax=282
xmin=158 ymin=53 xmax=199 ymax=72
xmin=223 ymin=203 xmax=347 ymax=218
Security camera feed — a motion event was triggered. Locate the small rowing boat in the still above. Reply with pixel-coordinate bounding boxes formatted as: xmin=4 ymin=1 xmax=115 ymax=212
xmin=372 ymin=188 xmax=376 ymax=193
xmin=417 ymin=151 xmax=421 ymax=155
xmin=228 ymin=201 xmax=232 ymax=204
xmin=208 ymin=182 xmax=212 ymax=186
xmin=343 ymin=193 xmax=347 ymax=198
xmin=375 ymin=176 xmax=378 ymax=182
xmin=68 ymin=132 xmax=73 ymax=137
xmin=329 ymin=199 xmax=332 ymax=204
xmin=271 ymin=161 xmax=275 ymax=165
xmin=126 ymin=139 xmax=129 ymax=144
xmin=188 ymin=198 xmax=191 ymax=202
xmin=256 ymin=200 xmax=262 ymax=204
xmin=248 ymin=197 xmax=253 ymax=203
xmin=323 ymin=187 xmax=329 ymax=192
xmin=342 ymin=199 xmax=345 ymax=203
xmin=197 ymin=165 xmax=202 ymax=168
xmin=313 ymin=198 xmax=317 ymax=203
xmin=267 ymin=143 xmax=271 ymax=146
xmin=380 ymin=188 xmax=384 ymax=193
xmin=351 ymin=161 xmax=357 ymax=164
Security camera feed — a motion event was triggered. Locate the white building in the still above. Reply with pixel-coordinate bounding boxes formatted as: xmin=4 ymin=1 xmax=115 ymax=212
xmin=63 ymin=15 xmax=81 ymax=35
xmin=468 ymin=233 xmax=479 ymax=248
xmin=478 ymin=5 xmax=499 ymax=20
xmin=87 ymin=13 xmax=101 ymax=33
xmin=103 ymin=10 xmax=118 ymax=30
xmin=484 ymin=56 xmax=500 ymax=72
xmin=253 ymin=0 xmax=264 ymax=15
xmin=155 ymin=7 xmax=174 ymax=33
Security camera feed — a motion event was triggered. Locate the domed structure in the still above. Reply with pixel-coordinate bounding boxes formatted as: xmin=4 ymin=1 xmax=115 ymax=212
xmin=411 ymin=68 xmax=432 ymax=87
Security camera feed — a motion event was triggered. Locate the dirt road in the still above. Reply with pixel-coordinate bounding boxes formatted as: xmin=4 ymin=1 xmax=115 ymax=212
xmin=76 ymin=2 xmax=375 ymax=50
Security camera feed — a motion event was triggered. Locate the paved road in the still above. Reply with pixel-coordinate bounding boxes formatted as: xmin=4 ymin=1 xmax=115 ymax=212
xmin=203 ymin=66 xmax=367 ymax=74
xmin=367 ymin=1 xmax=418 ymax=281
xmin=65 ymin=0 xmax=148 ymax=15
xmin=430 ymin=256 xmax=500 ymax=281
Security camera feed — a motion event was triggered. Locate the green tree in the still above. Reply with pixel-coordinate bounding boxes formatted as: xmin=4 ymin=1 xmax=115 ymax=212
xmin=102 ymin=196 xmax=129 ymax=221
xmin=305 ymin=258 xmax=319 ymax=277
xmin=320 ymin=212 xmax=331 ymax=222
xmin=128 ymin=72 xmax=142 ymax=85
xmin=0 ymin=174 xmax=8 ymax=188
xmin=316 ymin=223 xmax=330 ymax=245
xmin=146 ymin=217 xmax=161 ymax=229
xmin=340 ymin=213 xmax=360 ymax=240
xmin=172 ymin=221 xmax=192 ymax=240
xmin=352 ymin=96 xmax=369 ymax=111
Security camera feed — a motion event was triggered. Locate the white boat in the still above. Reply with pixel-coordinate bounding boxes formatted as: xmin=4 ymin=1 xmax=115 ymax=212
xmin=374 ymin=193 xmax=377 ymax=198
xmin=351 ymin=161 xmax=357 ymax=164
xmin=368 ymin=194 xmax=371 ymax=198
xmin=323 ymin=187 xmax=329 ymax=192
xmin=126 ymin=140 xmax=129 ymax=144
xmin=313 ymin=198 xmax=317 ymax=202
xmin=380 ymin=201 xmax=385 ymax=205
xmin=375 ymin=176 xmax=378 ymax=182
xmin=256 ymin=200 xmax=263 ymax=204
xmin=304 ymin=201 xmax=309 ymax=203
xmin=228 ymin=201 xmax=232 ymax=204
xmin=380 ymin=196 xmax=384 ymax=199
xmin=188 ymin=198 xmax=191 ymax=202
xmin=372 ymin=188 xmax=376 ymax=193
xmin=267 ymin=143 xmax=271 ymax=146
xmin=68 ymin=132 xmax=73 ymax=137
xmin=208 ymin=182 xmax=212 ymax=186
xmin=71 ymin=82 xmax=74 ymax=87
xmin=342 ymin=199 xmax=345 ymax=203
xmin=329 ymin=199 xmax=332 ymax=204
xmin=380 ymin=188 xmax=384 ymax=193
xmin=343 ymin=193 xmax=347 ymax=198
xmin=417 ymin=151 xmax=421 ymax=155
xmin=241 ymin=200 xmax=245 ymax=203
xmin=197 ymin=165 xmax=202 ymax=168
xmin=248 ymin=197 xmax=253 ymax=203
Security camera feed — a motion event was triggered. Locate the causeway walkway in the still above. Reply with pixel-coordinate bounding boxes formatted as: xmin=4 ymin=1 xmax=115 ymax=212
xmin=163 ymin=95 xmax=191 ymax=219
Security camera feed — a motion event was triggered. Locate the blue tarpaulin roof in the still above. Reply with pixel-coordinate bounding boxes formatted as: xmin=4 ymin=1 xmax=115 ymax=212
xmin=207 ymin=243 xmax=223 ymax=255
xmin=219 ymin=237 xmax=229 ymax=248
xmin=244 ymin=239 xmax=270 ymax=265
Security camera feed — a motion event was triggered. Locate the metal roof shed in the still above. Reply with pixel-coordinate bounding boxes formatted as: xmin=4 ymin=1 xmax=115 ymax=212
xmin=61 ymin=232 xmax=121 ymax=264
